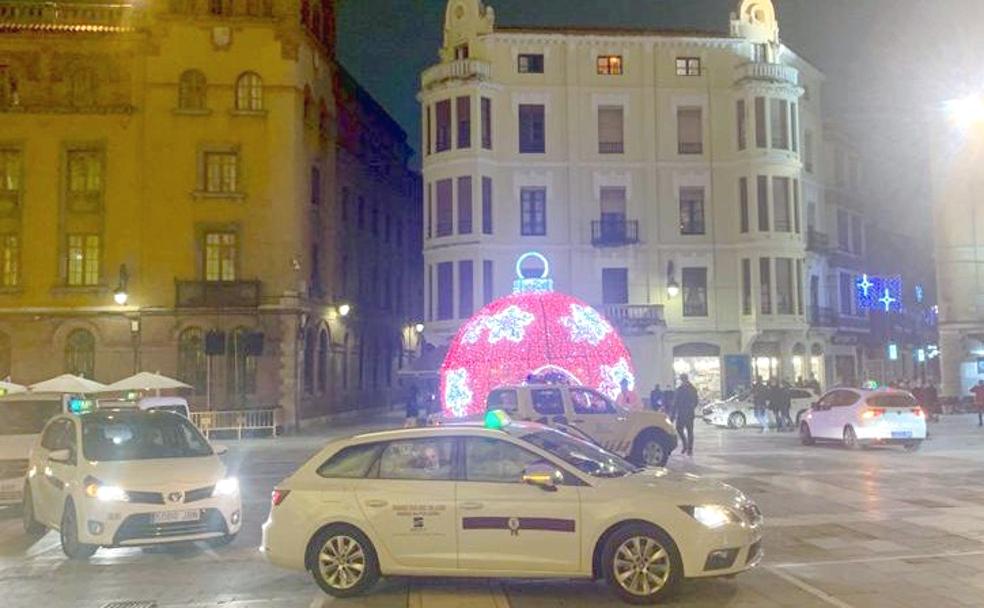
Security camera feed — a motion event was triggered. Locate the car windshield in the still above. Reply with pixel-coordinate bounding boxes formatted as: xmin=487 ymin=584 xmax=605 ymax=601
xmin=0 ymin=401 xmax=62 ymax=436
xmin=82 ymin=412 xmax=213 ymax=461
xmin=520 ymin=428 xmax=640 ymax=478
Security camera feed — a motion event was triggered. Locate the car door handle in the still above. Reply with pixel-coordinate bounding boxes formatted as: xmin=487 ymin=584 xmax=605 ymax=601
xmin=364 ymin=499 xmax=388 ymax=508
xmin=460 ymin=502 xmax=484 ymax=511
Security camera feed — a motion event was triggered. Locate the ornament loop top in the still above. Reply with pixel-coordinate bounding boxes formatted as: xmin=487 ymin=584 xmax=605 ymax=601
xmin=513 ymin=251 xmax=553 ymax=294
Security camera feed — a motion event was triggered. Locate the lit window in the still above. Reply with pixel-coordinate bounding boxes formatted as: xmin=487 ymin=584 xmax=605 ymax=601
xmin=518 ymin=54 xmax=544 ymax=74
xmin=66 ymin=149 xmax=103 ymax=211
xmin=0 ymin=234 xmax=18 ymax=287
xmin=596 ymin=55 xmax=623 ymax=75
xmin=682 ymin=268 xmax=708 ymax=317
xmin=679 ymin=187 xmax=705 ymax=235
xmin=178 ymin=69 xmax=207 ymax=110
xmin=205 ymin=232 xmax=237 ymax=282
xmin=67 ymin=234 xmax=100 ymax=286
xmin=204 ymin=151 xmax=238 ymax=193
xmin=0 ymin=149 xmax=21 ymax=211
xmin=676 ymin=57 xmax=701 ymax=76
xmin=235 ymin=72 xmax=263 ymax=111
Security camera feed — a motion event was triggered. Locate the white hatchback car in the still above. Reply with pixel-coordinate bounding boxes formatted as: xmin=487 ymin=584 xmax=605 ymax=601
xmin=262 ymin=417 xmax=763 ymax=604
xmin=23 ymin=409 xmax=242 ymax=559
xmin=799 ymin=388 xmax=926 ymax=451
xmin=705 ymin=389 xmax=817 ymax=429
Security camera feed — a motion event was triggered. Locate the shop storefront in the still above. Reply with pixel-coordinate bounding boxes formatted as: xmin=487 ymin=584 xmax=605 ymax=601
xmin=672 ymin=343 xmax=722 ymax=400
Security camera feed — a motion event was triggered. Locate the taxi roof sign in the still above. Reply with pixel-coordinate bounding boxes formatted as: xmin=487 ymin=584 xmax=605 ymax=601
xmin=484 ymin=409 xmax=511 ymax=430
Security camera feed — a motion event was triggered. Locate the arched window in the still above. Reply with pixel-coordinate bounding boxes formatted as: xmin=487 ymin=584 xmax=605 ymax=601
xmin=177 ymin=327 xmax=206 ymax=395
xmin=317 ymin=329 xmax=329 ymax=394
xmin=227 ymin=327 xmax=257 ymax=398
xmin=69 ymin=67 xmax=97 ymax=108
xmin=235 ymin=72 xmax=263 ymax=111
xmin=302 ymin=328 xmax=315 ymax=395
xmin=65 ymin=328 xmax=95 ymax=378
xmin=178 ymin=69 xmax=207 ymax=110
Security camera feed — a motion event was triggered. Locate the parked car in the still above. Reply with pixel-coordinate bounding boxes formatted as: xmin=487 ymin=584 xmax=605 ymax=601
xmin=262 ymin=419 xmax=763 ymax=604
xmin=0 ymin=393 xmax=66 ymax=506
xmin=799 ymin=388 xmax=926 ymax=451
xmin=704 ymin=389 xmax=817 ymax=429
xmin=483 ymin=384 xmax=678 ymax=467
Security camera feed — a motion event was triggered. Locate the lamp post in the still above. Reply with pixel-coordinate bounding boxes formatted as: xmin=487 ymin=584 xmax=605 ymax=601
xmin=666 ymin=261 xmax=681 ymax=298
xmin=113 ymin=264 xmax=129 ymax=305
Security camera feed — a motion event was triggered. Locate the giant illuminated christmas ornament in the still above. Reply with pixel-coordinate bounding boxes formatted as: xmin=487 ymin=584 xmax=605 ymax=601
xmin=440 ymin=252 xmax=638 ymax=418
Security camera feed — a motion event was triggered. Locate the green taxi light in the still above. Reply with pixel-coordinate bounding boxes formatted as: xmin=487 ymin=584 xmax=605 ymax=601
xmin=68 ymin=397 xmax=95 ymax=414
xmin=484 ymin=409 xmax=511 ymax=430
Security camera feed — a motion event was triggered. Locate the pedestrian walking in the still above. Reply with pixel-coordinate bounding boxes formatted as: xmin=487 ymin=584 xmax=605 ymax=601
xmin=649 ymin=384 xmax=664 ymax=411
xmin=776 ymin=382 xmax=793 ymax=431
xmin=752 ymin=377 xmax=769 ymax=431
xmin=672 ymin=374 xmax=699 ymax=456
xmin=971 ymin=380 xmax=984 ymax=427
xmin=924 ymin=382 xmax=939 ymax=421
xmin=403 ymin=383 xmax=420 ymax=428
xmin=616 ymin=378 xmax=642 ymax=410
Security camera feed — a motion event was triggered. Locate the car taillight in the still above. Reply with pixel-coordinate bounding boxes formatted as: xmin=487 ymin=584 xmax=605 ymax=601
xmin=912 ymin=407 xmax=925 ymax=418
xmin=271 ymin=489 xmax=290 ymax=507
xmin=861 ymin=408 xmax=885 ymax=419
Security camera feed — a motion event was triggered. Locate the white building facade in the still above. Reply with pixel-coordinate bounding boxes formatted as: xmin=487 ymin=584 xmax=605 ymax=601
xmin=420 ymin=0 xmax=853 ymax=399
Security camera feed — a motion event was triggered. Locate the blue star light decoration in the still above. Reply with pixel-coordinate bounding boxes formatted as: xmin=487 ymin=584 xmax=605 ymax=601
xmin=443 ymin=368 xmax=473 ymax=418
xmin=855 ymin=274 xmax=903 ymax=313
xmin=598 ymin=357 xmax=636 ymax=400
xmin=559 ymin=303 xmax=613 ymax=346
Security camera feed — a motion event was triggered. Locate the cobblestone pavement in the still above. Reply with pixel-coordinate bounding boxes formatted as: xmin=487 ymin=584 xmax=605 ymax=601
xmin=3 ymin=413 xmax=984 ymax=608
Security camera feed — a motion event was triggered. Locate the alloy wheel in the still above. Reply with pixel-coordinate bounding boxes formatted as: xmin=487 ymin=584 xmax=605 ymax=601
xmin=318 ymin=535 xmax=366 ymax=590
xmin=612 ymin=536 xmax=671 ymax=597
xmin=641 ymin=441 xmax=666 ymax=467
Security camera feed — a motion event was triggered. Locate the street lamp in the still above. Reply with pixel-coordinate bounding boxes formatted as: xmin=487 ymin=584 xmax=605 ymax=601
xmin=946 ymin=95 xmax=984 ymax=128
xmin=666 ymin=261 xmax=680 ymax=298
xmin=337 ymin=303 xmax=351 ymax=317
xmin=113 ymin=264 xmax=129 ymax=305
xmin=414 ymin=323 xmax=425 ymax=334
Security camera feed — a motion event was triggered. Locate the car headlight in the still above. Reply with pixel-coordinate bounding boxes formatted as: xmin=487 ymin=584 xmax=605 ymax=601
xmin=84 ymin=477 xmax=129 ymax=503
xmin=213 ymin=477 xmax=239 ymax=497
xmin=680 ymin=504 xmax=740 ymax=529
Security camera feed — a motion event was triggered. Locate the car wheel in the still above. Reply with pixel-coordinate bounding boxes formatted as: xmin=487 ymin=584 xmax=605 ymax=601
xmin=602 ymin=523 xmax=683 ymax=605
xmin=60 ymin=500 xmax=97 ymax=560
xmin=629 ymin=430 xmax=672 ymax=467
xmin=309 ymin=524 xmax=380 ymax=598
xmin=904 ymin=440 xmax=922 ymax=452
xmin=842 ymin=426 xmax=861 ymax=450
xmin=22 ymin=483 xmax=45 ymax=537
xmin=799 ymin=422 xmax=815 ymax=446
xmin=728 ymin=411 xmax=747 ymax=429
xmin=206 ymin=532 xmax=238 ymax=548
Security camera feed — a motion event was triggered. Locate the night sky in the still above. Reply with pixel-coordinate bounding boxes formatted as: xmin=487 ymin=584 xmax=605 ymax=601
xmin=338 ymin=0 xmax=984 ymax=234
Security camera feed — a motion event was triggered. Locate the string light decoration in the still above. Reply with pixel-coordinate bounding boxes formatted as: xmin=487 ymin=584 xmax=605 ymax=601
xmin=855 ymin=274 xmax=903 ymax=313
xmin=440 ymin=252 xmax=638 ymax=418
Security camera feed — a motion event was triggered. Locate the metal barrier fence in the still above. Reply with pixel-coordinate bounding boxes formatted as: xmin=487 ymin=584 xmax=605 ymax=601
xmin=190 ymin=408 xmax=280 ymax=439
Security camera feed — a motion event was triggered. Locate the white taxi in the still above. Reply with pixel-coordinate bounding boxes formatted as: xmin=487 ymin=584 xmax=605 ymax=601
xmin=799 ymin=388 xmax=926 ymax=451
xmin=262 ymin=414 xmax=763 ymax=604
xmin=23 ymin=409 xmax=242 ymax=558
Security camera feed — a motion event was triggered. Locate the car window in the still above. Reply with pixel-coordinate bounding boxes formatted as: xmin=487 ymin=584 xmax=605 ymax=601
xmin=531 ymin=388 xmax=564 ymax=416
xmin=377 ymin=438 xmax=454 ymax=481
xmin=571 ymin=388 xmax=617 ymax=415
xmin=82 ymin=412 xmax=212 ymax=461
xmin=317 ymin=443 xmax=383 ymax=479
xmin=816 ymin=392 xmax=841 ymax=408
xmin=464 ymin=437 xmax=547 ymax=484
xmin=832 ymin=390 xmax=860 ymax=407
xmin=868 ymin=394 xmax=918 ymax=408
xmin=40 ymin=419 xmax=67 ymax=450
xmin=521 ymin=428 xmax=639 ymax=478
xmin=486 ymin=389 xmax=519 ymax=414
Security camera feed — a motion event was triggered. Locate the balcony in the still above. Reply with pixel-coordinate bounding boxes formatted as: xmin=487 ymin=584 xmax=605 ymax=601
xmin=603 ymin=304 xmax=666 ymax=335
xmin=176 ymin=280 xmax=261 ymax=308
xmin=591 ymin=219 xmax=639 ymax=247
xmin=0 ymin=1 xmax=136 ymax=32
xmin=735 ymin=62 xmax=800 ymax=87
xmin=421 ymin=59 xmax=492 ymax=91
xmin=806 ymin=229 xmax=830 ymax=253
xmin=809 ymin=306 xmax=869 ymax=330
xmin=599 ymin=142 xmax=624 ymax=154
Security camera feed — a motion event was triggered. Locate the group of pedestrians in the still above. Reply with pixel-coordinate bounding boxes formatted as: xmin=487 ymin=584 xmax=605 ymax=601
xmin=750 ymin=377 xmax=803 ymax=432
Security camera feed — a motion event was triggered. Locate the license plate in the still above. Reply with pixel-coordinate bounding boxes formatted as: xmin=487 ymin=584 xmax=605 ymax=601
xmin=891 ymin=431 xmax=912 ymax=439
xmin=152 ymin=509 xmax=200 ymax=524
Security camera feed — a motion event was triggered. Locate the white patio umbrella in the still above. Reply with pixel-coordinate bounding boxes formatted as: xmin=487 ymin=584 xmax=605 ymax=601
xmin=29 ymin=374 xmax=108 ymax=395
xmin=0 ymin=380 xmax=26 ymax=394
xmin=99 ymin=371 xmax=191 ymax=393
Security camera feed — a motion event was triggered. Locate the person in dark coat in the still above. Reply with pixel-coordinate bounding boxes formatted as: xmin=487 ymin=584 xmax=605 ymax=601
xmin=673 ymin=374 xmax=699 ymax=456
xmin=775 ymin=382 xmax=793 ymax=431
xmin=751 ymin=377 xmax=769 ymax=431
xmin=649 ymin=384 xmax=664 ymax=412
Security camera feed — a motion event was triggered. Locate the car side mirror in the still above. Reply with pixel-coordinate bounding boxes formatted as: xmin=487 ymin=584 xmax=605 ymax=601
xmin=522 ymin=463 xmax=561 ymax=492
xmin=213 ymin=444 xmax=229 ymax=456
xmin=49 ymin=448 xmax=72 ymax=464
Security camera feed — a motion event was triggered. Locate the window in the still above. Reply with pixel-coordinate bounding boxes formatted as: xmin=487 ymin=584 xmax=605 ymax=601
xmin=310 ymin=166 xmax=321 ymax=206
xmin=178 ymin=69 xmax=206 ymax=110
xmin=598 ymin=105 xmax=624 ymax=154
xmin=754 ymin=43 xmax=769 ymax=63
xmin=204 ymin=151 xmax=238 ymax=194
xmin=677 ymin=107 xmax=703 ymax=154
xmin=0 ymin=234 xmax=18 ymax=287
xmin=317 ymin=443 xmax=382 ymax=479
xmin=426 ymin=105 xmax=432 ymax=155
xmin=531 ymin=388 xmax=564 ymax=415
xmin=571 ymin=388 xmax=617 ymax=415
xmin=755 ymin=97 xmax=767 ymax=148
xmin=435 ymin=100 xmax=451 ymax=152
xmin=760 ymin=258 xmax=772 ymax=314
xmin=770 ymin=99 xmax=789 ymax=150
xmin=682 ymin=267 xmax=708 ymax=317
xmin=757 ymin=175 xmax=769 ymax=231
xmin=602 ymin=268 xmax=628 ymax=305
xmin=436 ymin=179 xmax=453 ymax=237
xmin=736 ymin=99 xmax=747 ymax=150
xmin=464 ymin=438 xmax=542 ymax=484
xmin=227 ymin=326 xmax=257 ymax=397
xmin=457 ymin=176 xmax=472 ymax=234
xmin=741 ymin=259 xmax=752 ymax=315
xmin=839 ymin=272 xmax=854 ymax=316
xmin=675 ymin=57 xmax=701 ymax=76
xmin=65 ymin=329 xmax=95 ymax=378
xmin=66 ymin=149 xmax=103 ymax=211
xmin=679 ymin=187 xmax=705 ymax=235
xmin=378 ymin=438 xmax=454 ymax=481
xmin=773 ymin=177 xmax=791 ymax=232
xmin=520 ymin=187 xmax=546 ymax=236
xmin=518 ymin=53 xmax=544 ymax=74
xmin=596 ymin=55 xmax=623 ymax=75
xmin=483 ymin=260 xmax=493 ymax=304
xmin=791 ymin=103 xmax=799 ymax=153
xmin=482 ymin=177 xmax=493 ymax=234
xmin=599 ymin=187 xmax=627 ymax=242
xmin=69 ymin=67 xmax=97 ymax=107
xmin=454 ymin=43 xmax=469 ymax=60
xmin=66 ymin=234 xmax=100 ymax=286
xmin=518 ymin=104 xmax=545 ymax=153
xmin=837 ymin=209 xmax=850 ymax=250
xmin=739 ymin=177 xmax=749 ymax=234
xmin=0 ymin=66 xmax=17 ymax=108
xmin=796 ymin=259 xmax=804 ymax=315
xmin=303 ymin=329 xmax=315 ymax=394
xmin=851 ymin=215 xmax=863 ymax=254
xmin=204 ymin=232 xmax=237 ymax=281
xmin=456 ymin=96 xmax=471 ymax=149
xmin=0 ymin=149 xmax=19 ymax=213
xmin=235 ymin=72 xmax=263 ymax=111
xmin=482 ymin=97 xmax=492 ymax=150
xmin=804 ymin=130 xmax=814 ymax=173
xmin=437 ymin=262 xmax=453 ymax=320
xmin=776 ymin=258 xmax=794 ymax=314
xmin=459 ymin=260 xmax=473 ymax=318
xmin=177 ymin=327 xmax=206 ymax=395
xmin=793 ymin=179 xmax=801 ymax=233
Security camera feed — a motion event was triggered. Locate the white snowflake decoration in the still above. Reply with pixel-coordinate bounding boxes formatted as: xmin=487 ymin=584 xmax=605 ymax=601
xmin=599 ymin=357 xmax=635 ymax=400
xmin=559 ymin=303 xmax=613 ymax=346
xmin=485 ymin=305 xmax=535 ymax=344
xmin=444 ymin=368 xmax=473 ymax=418
xmin=461 ymin=317 xmax=488 ymax=345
